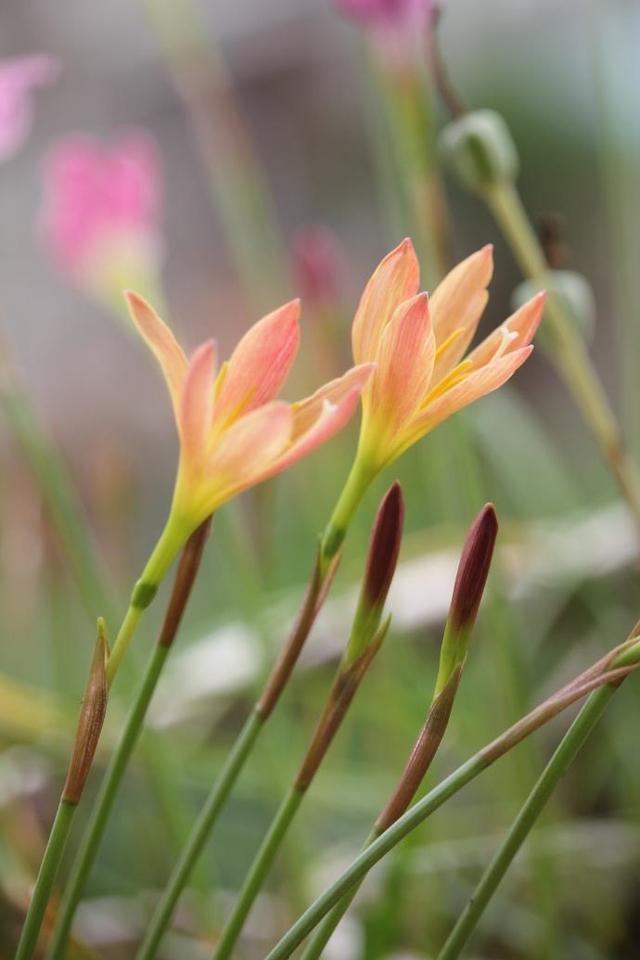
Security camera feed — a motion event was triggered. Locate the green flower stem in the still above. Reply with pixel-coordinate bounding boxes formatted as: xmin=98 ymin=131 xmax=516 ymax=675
xmin=212 ymin=787 xmax=305 ymax=960
xmin=136 ymin=709 xmax=264 ymax=960
xmin=320 ymin=455 xmax=376 ymax=566
xmin=107 ymin=513 xmax=189 ymax=683
xmin=378 ymin=61 xmax=450 ymax=287
xmin=140 ymin=0 xmax=288 ymax=311
xmin=136 ymin=470 xmax=378 ymax=959
xmin=436 ymin=682 xmax=618 ymax=960
xmin=484 ymin=180 xmax=640 ymax=525
xmin=301 ymin=829 xmax=377 ymax=960
xmin=15 ymin=800 xmax=77 ymax=960
xmin=46 ymin=644 xmax=170 ymax=960
xmin=263 ymin=645 xmax=640 ymax=960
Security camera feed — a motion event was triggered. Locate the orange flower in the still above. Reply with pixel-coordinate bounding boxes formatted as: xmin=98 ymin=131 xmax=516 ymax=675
xmin=321 ymin=239 xmax=542 ymax=559
xmin=353 ymin=238 xmax=543 ymax=471
xmin=126 ymin=292 xmax=373 ymax=535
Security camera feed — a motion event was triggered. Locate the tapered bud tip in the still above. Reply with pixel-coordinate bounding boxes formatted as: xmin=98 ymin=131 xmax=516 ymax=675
xmin=449 ymin=503 xmax=498 ymax=631
xmin=364 ymin=481 xmax=405 ymax=611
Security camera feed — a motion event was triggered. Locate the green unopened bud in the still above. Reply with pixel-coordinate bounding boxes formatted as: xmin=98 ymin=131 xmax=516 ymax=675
xmin=346 ymin=482 xmax=404 ymax=665
xmin=439 ymin=110 xmax=519 ymax=194
xmin=513 ymin=271 xmax=596 ymax=344
xmin=62 ymin=620 xmax=109 ymax=805
xmin=434 ymin=503 xmax=498 ymax=696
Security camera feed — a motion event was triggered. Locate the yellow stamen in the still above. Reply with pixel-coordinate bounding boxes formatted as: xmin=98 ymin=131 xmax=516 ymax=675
xmin=434 ymin=326 xmax=465 ymax=362
xmin=423 ymin=359 xmax=473 ymax=406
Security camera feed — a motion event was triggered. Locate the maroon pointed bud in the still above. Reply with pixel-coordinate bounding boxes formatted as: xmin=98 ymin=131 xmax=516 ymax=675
xmin=363 ymin=481 xmax=405 ymax=613
xmin=345 ymin=483 xmax=404 ymax=666
xmin=62 ymin=620 xmax=108 ymax=805
xmin=449 ymin=503 xmax=498 ymax=632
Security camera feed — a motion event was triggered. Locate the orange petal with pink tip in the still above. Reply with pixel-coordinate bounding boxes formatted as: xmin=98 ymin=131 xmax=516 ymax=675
xmin=125 ymin=291 xmax=188 ymax=420
xmin=178 ymin=340 xmax=216 ymax=461
xmin=466 ymin=293 xmax=544 ymax=372
xmin=410 ymin=346 xmax=533 ymax=448
xmin=204 ymin=401 xmax=293 ymax=508
xmin=367 ymin=292 xmax=435 ymax=432
xmin=429 ymin=245 xmax=494 ymax=344
xmin=276 ymin=387 xmax=363 ymax=475
xmin=352 ymin=239 xmax=420 ymax=364
xmin=432 ymin=289 xmax=489 ymax=383
xmin=214 ymin=300 xmax=300 ymax=427
xmin=291 ymin=363 xmax=375 ymax=439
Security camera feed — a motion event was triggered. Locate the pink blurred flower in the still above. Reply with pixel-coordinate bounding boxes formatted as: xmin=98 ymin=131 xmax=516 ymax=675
xmin=291 ymin=226 xmax=344 ymax=311
xmin=39 ymin=132 xmax=164 ymax=308
xmin=335 ymin=0 xmax=436 ymax=65
xmin=336 ymin=0 xmax=434 ymax=31
xmin=0 ymin=54 xmax=58 ymax=162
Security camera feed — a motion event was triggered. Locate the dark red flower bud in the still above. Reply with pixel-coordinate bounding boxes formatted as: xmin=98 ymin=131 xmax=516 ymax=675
xmin=449 ymin=503 xmax=498 ymax=631
xmin=363 ymin=481 xmax=405 ymax=613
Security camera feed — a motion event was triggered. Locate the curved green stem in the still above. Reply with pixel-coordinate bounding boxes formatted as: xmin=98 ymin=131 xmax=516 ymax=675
xmin=320 ymin=455 xmax=376 ymax=567
xmin=15 ymin=800 xmax=77 ymax=960
xmin=46 ymin=645 xmax=170 ymax=960
xmin=301 ymin=829 xmax=377 ymax=960
xmin=484 ymin=180 xmax=640 ymax=526
xmin=212 ymin=787 xmax=304 ymax=960
xmin=264 ymin=645 xmax=640 ymax=960
xmin=136 ymin=709 xmax=264 ymax=960
xmin=436 ymin=682 xmax=617 ymax=960
xmin=107 ymin=514 xmax=188 ymax=684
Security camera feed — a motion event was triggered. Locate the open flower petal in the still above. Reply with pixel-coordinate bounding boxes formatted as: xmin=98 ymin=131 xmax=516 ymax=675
xmin=352 ymin=238 xmax=419 ymax=364
xmin=465 ymin=292 xmax=544 ymax=372
xmin=367 ymin=292 xmax=434 ymax=433
xmin=126 ymin=291 xmax=188 ymax=421
xmin=429 ymin=245 xmax=493 ymax=345
xmin=214 ymin=300 xmax=300 ymax=427
xmin=178 ymin=340 xmax=217 ymax=462
xmin=268 ymin=364 xmax=374 ymax=476
xmin=410 ymin=347 xmax=533 ymax=447
xmin=292 ymin=363 xmax=375 ymax=438
xmin=204 ymin=401 xmax=293 ymax=509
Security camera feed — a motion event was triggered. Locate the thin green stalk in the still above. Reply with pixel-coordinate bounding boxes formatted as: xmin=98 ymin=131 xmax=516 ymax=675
xmin=47 ymin=520 xmax=211 ymax=958
xmin=140 ymin=0 xmax=288 ymax=311
xmin=15 ymin=800 xmax=77 ymax=960
xmin=213 ymin=787 xmax=304 ymax=960
xmin=301 ymin=828 xmax=376 ymax=960
xmin=436 ymin=682 xmax=618 ymax=960
xmin=46 ymin=644 xmax=170 ymax=960
xmin=372 ymin=57 xmax=450 ymax=286
xmin=484 ymin=180 xmax=640 ymax=525
xmin=135 ymin=534 xmax=343 ymax=957
xmin=264 ymin=642 xmax=640 ymax=960
xmin=136 ymin=709 xmax=264 ymax=960
xmin=205 ymin=489 xmax=399 ymax=960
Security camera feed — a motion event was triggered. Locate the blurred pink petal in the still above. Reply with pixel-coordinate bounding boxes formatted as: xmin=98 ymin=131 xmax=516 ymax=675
xmin=291 ymin=226 xmax=344 ymax=309
xmin=336 ymin=0 xmax=434 ymax=31
xmin=40 ymin=131 xmax=163 ymax=304
xmin=0 ymin=54 xmax=58 ymax=161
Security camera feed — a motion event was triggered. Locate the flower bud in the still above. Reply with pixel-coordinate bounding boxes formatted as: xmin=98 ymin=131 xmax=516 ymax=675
xmin=346 ymin=482 xmax=404 ymax=664
xmin=434 ymin=503 xmax=498 ymax=695
xmin=62 ymin=619 xmax=108 ymax=805
xmin=439 ymin=110 xmax=519 ymax=194
xmin=513 ymin=271 xmax=595 ymax=344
